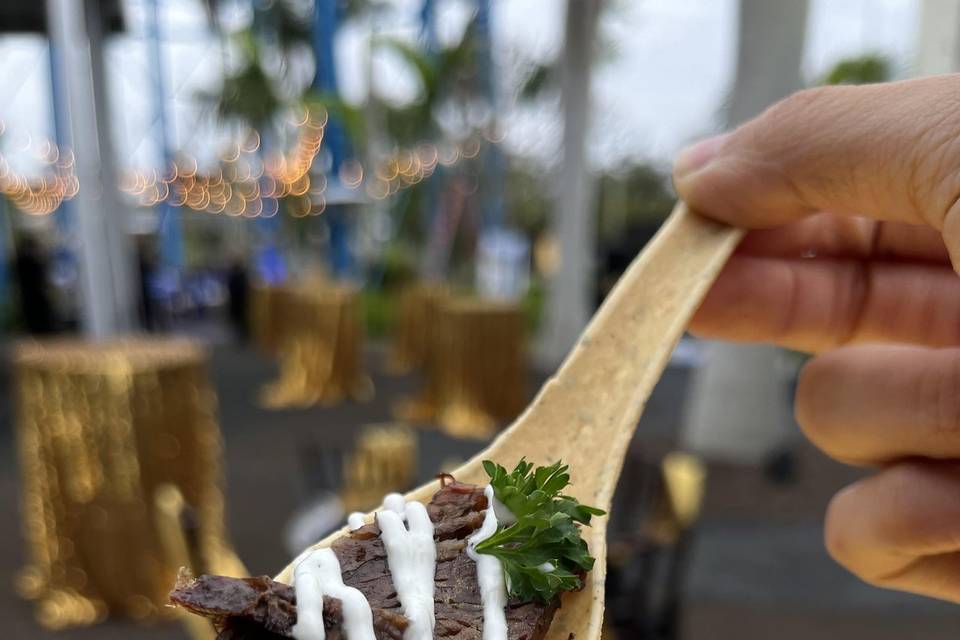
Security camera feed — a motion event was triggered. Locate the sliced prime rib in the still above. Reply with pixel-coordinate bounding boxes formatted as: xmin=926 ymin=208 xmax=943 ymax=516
xmin=170 ymin=476 xmax=559 ymax=640
xmin=169 ymin=574 xmax=408 ymax=640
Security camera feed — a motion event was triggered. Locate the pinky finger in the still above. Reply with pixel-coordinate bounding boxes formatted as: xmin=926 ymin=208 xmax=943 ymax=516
xmin=825 ymin=460 xmax=960 ymax=604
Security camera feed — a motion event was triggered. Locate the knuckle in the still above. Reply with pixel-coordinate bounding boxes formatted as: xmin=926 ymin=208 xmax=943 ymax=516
xmin=755 ymin=86 xmax=845 ymax=146
xmin=912 ymin=109 xmax=960 ymax=227
xmin=767 ymin=86 xmax=835 ymax=122
xmin=742 ymin=86 xmax=834 ymax=150
xmin=749 ymin=86 xmax=853 ymax=204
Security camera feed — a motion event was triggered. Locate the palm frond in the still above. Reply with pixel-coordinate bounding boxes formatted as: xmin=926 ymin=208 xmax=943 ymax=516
xmin=304 ymin=91 xmax=369 ymax=150
xmin=821 ymin=54 xmax=891 ymax=86
xmin=217 ymin=60 xmax=284 ymax=127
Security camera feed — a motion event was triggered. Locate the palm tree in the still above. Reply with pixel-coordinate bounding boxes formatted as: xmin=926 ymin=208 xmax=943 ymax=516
xmin=538 ymin=0 xmax=604 ymax=366
xmin=917 ymin=0 xmax=960 ymax=75
xmin=681 ymin=0 xmax=810 ymax=465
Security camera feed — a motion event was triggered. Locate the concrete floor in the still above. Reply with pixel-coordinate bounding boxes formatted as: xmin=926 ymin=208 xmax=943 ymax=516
xmin=1 ymin=339 xmax=959 ymax=639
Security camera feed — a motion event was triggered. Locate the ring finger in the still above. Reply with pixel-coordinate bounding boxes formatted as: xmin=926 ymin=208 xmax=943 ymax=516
xmin=796 ymin=344 xmax=960 ymax=465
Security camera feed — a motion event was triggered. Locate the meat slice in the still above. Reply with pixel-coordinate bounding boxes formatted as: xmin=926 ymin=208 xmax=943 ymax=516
xmin=169 ymin=574 xmax=408 ymax=639
xmin=169 ymin=477 xmax=560 ymax=640
xmin=330 ymin=477 xmax=558 ymax=640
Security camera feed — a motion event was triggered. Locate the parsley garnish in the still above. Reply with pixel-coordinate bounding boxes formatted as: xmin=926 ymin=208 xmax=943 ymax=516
xmin=474 ymin=459 xmax=605 ymax=603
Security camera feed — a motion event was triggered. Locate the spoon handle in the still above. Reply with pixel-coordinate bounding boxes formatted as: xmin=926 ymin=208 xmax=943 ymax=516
xmin=483 ymin=202 xmax=744 ymax=506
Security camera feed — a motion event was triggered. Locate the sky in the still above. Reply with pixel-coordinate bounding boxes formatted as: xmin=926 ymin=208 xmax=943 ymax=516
xmin=0 ymin=0 xmax=922 ymax=177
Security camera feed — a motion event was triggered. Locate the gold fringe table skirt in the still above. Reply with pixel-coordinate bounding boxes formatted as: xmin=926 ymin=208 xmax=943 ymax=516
xmin=340 ymin=424 xmax=417 ymax=513
xmin=250 ymin=285 xmax=289 ymax=354
xmin=13 ymin=338 xmax=231 ymax=630
xmin=260 ymin=284 xmax=373 ymax=408
xmin=387 ymin=283 xmax=448 ymax=374
xmin=397 ymin=296 xmax=526 ymax=439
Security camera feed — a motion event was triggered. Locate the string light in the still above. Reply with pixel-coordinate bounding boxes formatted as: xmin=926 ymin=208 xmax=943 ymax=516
xmin=0 ymin=129 xmax=78 ymax=216
xmin=0 ymin=108 xmax=486 ymax=219
xmin=119 ymin=111 xmax=326 ymax=218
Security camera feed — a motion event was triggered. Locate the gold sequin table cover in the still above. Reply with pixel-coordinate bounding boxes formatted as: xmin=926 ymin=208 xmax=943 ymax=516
xmin=260 ymin=284 xmax=372 ymax=408
xmin=13 ymin=339 xmax=230 ymax=629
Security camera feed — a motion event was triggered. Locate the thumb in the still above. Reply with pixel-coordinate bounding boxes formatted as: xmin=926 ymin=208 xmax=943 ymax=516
xmin=673 ymin=75 xmax=960 ymax=265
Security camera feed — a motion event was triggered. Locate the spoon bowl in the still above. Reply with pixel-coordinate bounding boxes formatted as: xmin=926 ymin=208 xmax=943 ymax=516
xmin=276 ymin=202 xmax=742 ymax=639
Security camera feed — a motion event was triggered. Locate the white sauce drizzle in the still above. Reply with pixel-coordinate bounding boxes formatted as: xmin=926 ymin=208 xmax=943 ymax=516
xmin=467 ymin=485 xmax=510 ymax=640
xmin=292 ymin=547 xmax=376 ymax=640
xmin=382 ymin=493 xmax=406 ymax=517
xmin=538 ymin=562 xmax=555 ymax=573
xmin=347 ymin=512 xmax=366 ymax=531
xmin=295 ymin=487 xmax=515 ymax=640
xmin=377 ymin=500 xmax=436 ymax=640
xmin=491 ymin=497 xmax=517 ymax=526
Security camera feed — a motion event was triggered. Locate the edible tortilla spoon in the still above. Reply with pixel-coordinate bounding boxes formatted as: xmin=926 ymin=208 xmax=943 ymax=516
xmin=276 ymin=202 xmax=743 ymax=639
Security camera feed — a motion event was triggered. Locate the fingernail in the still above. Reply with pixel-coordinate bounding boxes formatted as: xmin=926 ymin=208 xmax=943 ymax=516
xmin=674 ymin=133 xmax=730 ymax=178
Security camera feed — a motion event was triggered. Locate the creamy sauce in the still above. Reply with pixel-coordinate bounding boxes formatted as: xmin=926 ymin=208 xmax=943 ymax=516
xmin=292 ymin=547 xmax=376 ymax=640
xmin=347 ymin=512 xmax=366 ymax=531
xmin=382 ymin=492 xmax=406 ymax=517
xmin=491 ymin=497 xmax=518 ymax=526
xmin=377 ymin=500 xmax=436 ymax=640
xmin=467 ymin=485 xmax=509 ymax=640
xmin=295 ymin=486 xmax=515 ymax=640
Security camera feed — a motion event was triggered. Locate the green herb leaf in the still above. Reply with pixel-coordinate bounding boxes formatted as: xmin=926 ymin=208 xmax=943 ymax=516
xmin=474 ymin=459 xmax=605 ymax=603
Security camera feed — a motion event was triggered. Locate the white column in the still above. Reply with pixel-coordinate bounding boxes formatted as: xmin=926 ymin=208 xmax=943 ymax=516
xmin=681 ymin=0 xmax=809 ymax=464
xmin=539 ymin=0 xmax=602 ymax=366
xmin=47 ymin=0 xmax=134 ymax=338
xmin=916 ymin=0 xmax=960 ymax=75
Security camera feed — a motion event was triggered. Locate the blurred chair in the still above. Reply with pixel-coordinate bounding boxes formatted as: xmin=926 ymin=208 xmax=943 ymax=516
xmin=605 ymin=451 xmax=706 ymax=640
xmin=154 ymin=484 xmax=249 ymax=640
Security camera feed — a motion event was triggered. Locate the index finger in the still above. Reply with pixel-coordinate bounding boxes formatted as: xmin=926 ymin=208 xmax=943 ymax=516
xmin=673 ymin=76 xmax=960 ymax=237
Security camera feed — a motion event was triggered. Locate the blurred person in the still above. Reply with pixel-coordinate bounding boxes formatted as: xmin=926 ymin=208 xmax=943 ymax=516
xmin=673 ymin=74 xmax=960 ymax=605
xmin=226 ymin=253 xmax=250 ymax=344
xmin=136 ymin=236 xmax=158 ymax=331
xmin=12 ymin=235 xmax=55 ymax=335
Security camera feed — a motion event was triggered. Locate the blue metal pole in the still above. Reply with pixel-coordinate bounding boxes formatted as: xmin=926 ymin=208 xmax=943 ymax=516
xmin=247 ymin=0 xmax=286 ymax=284
xmin=475 ymin=0 xmax=495 ymax=111
xmin=313 ymin=0 xmax=354 ymax=278
xmin=48 ymin=38 xmax=82 ymax=309
xmin=48 ymin=40 xmax=74 ymax=238
xmin=419 ymin=0 xmax=443 ymax=262
xmin=255 ymin=132 xmax=285 ymax=284
xmin=474 ymin=0 xmax=504 ymax=229
xmin=0 ymin=195 xmax=8 ymax=310
xmin=147 ymin=0 xmax=184 ymax=271
xmin=312 ymin=0 xmax=349 ymax=171
xmin=420 ymin=0 xmax=437 ymax=50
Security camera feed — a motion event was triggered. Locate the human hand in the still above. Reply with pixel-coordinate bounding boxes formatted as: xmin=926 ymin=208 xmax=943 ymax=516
xmin=673 ymin=75 xmax=960 ymax=603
